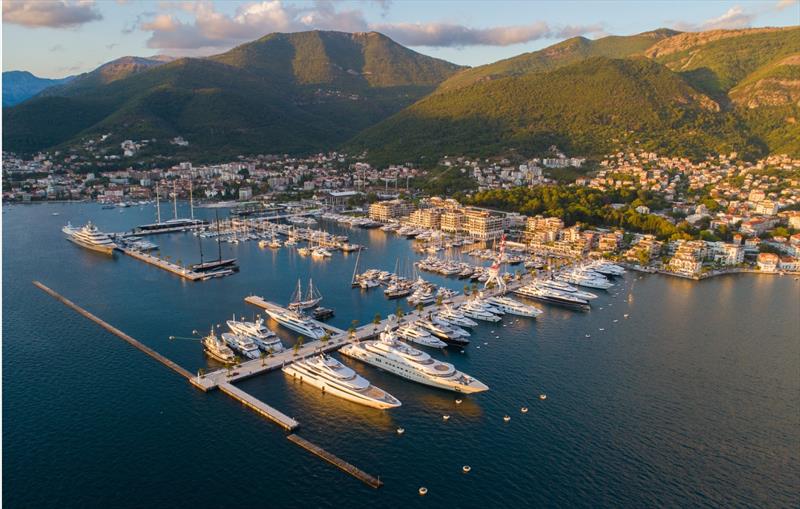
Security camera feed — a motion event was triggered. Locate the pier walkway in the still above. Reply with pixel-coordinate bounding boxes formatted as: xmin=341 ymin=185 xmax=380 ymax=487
xmin=218 ymin=382 xmax=299 ymax=430
xmin=119 ymin=247 xmax=207 ymax=281
xmin=288 ymin=434 xmax=383 ymax=488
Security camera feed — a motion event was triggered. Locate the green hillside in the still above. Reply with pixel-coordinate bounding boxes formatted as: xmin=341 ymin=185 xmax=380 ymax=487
xmin=648 ymin=27 xmax=800 ymax=101
xmin=438 ymin=29 xmax=678 ymax=91
xmin=3 ymin=31 xmax=463 ymax=159
xmin=348 ymin=56 xmax=771 ymax=165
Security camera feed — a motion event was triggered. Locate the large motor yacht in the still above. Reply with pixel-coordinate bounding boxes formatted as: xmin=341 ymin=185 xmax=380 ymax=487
xmin=283 ymin=354 xmax=401 ymax=409
xmin=534 ymin=279 xmax=598 ymax=300
xmin=264 ymin=306 xmax=327 ymax=340
xmin=62 ymin=222 xmax=118 ymax=255
xmin=485 ymin=296 xmax=543 ymax=318
xmin=340 ymin=327 xmax=488 ymax=394
xmin=514 ymin=285 xmax=591 ymax=310
xmin=221 ymin=332 xmax=261 ymax=359
xmin=201 ymin=330 xmax=236 ymax=363
xmin=396 ymin=325 xmax=448 ymax=349
xmin=460 ymin=300 xmax=501 ymax=322
xmin=226 ymin=317 xmax=284 ymax=353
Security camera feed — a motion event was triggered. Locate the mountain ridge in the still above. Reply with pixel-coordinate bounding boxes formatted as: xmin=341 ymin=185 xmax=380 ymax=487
xmin=3 ymin=27 xmax=798 ymax=162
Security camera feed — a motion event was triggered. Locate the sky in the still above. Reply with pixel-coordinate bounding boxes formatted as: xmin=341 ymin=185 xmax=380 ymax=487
xmin=2 ymin=0 xmax=799 ymax=78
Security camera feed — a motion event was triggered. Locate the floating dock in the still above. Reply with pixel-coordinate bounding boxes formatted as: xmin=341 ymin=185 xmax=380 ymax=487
xmin=218 ymin=382 xmax=299 ymax=430
xmin=120 ymin=247 xmax=207 ymax=281
xmin=287 ymin=434 xmax=383 ymax=488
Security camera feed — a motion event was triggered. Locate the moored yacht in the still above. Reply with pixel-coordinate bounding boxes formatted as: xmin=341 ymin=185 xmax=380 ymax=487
xmin=62 ymin=222 xmax=118 ymax=255
xmin=514 ymin=285 xmax=590 ymax=310
xmin=226 ymin=316 xmax=284 ymax=353
xmin=340 ymin=327 xmax=488 ymax=394
xmin=415 ymin=319 xmax=469 ymax=345
xmin=264 ymin=306 xmax=327 ymax=339
xmin=535 ymin=279 xmax=598 ymax=300
xmin=436 ymin=307 xmax=478 ymax=328
xmin=486 ymin=296 xmax=543 ymax=318
xmin=396 ymin=325 xmax=447 ymax=349
xmin=201 ymin=330 xmax=236 ymax=363
xmin=460 ymin=300 xmax=501 ymax=322
xmin=221 ymin=332 xmax=261 ymax=359
xmin=283 ymin=354 xmax=401 ymax=409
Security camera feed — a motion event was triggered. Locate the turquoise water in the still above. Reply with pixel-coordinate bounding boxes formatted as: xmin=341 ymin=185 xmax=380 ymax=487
xmin=4 ymin=202 xmax=799 ymax=508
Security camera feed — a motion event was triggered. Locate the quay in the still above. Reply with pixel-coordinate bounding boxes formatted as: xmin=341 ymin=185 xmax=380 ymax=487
xmin=287 ymin=434 xmax=383 ymax=488
xmin=119 ymin=247 xmax=207 ymax=281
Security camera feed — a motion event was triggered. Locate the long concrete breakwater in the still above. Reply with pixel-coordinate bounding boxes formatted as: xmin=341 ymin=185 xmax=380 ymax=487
xmin=32 ymin=280 xmax=205 ymax=389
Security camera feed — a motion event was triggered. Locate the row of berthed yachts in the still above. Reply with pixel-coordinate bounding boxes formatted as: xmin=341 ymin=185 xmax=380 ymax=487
xmin=200 ymin=294 xmax=545 ymax=410
xmin=202 ymin=261 xmax=625 ymax=410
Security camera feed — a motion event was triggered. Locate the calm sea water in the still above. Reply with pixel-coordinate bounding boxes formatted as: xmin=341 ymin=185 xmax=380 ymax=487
xmin=3 ymin=202 xmax=799 ymax=508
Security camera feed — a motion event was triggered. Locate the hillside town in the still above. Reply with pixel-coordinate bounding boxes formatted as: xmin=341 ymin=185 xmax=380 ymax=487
xmin=3 ymin=147 xmax=799 ymax=278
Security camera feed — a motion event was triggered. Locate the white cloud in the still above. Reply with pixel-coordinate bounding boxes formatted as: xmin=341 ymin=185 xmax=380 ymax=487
xmin=137 ymin=0 xmax=603 ymax=54
xmin=3 ymin=0 xmax=102 ymax=29
xmin=701 ymin=6 xmax=756 ymax=30
xmin=373 ymin=21 xmax=603 ymax=47
xmin=671 ymin=1 xmax=796 ymax=32
xmin=775 ymin=0 xmax=798 ymax=10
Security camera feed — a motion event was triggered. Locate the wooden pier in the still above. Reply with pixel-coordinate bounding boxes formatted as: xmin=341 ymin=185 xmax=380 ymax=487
xmin=119 ymin=247 xmax=207 ymax=281
xmin=218 ymin=382 xmax=299 ymax=430
xmin=287 ymin=434 xmax=383 ymax=488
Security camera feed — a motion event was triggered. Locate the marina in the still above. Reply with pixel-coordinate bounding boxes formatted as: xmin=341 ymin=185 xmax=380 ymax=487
xmin=7 ymin=202 xmax=798 ymax=507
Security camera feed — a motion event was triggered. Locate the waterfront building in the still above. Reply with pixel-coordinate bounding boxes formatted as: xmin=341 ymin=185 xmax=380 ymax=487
xmin=409 ymin=208 xmax=442 ymax=229
xmin=440 ymin=210 xmax=464 ymax=233
xmin=369 ymin=199 xmax=414 ymax=222
xmin=463 ymin=207 xmax=504 ymax=240
xmin=757 ymin=252 xmax=779 ymax=272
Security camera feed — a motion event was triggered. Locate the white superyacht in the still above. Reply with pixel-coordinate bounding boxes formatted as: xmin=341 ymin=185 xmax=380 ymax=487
xmin=283 ymin=354 xmax=401 ymax=410
xmin=226 ymin=316 xmax=284 ymax=353
xmin=264 ymin=306 xmax=327 ymax=340
xmin=340 ymin=327 xmax=488 ymax=394
xmin=62 ymin=222 xmax=118 ymax=255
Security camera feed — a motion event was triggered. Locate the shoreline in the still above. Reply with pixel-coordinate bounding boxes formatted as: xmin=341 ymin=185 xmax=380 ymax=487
xmin=621 ymin=262 xmax=800 ymax=280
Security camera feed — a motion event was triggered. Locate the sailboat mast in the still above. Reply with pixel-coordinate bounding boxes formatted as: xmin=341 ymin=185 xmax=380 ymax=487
xmin=351 ymin=248 xmax=361 ymax=284
xmin=156 ymin=183 xmax=161 ymax=223
xmin=215 ymin=209 xmax=222 ymax=261
xmin=173 ymin=181 xmax=178 ymax=220
xmin=189 ymin=181 xmax=194 ymax=220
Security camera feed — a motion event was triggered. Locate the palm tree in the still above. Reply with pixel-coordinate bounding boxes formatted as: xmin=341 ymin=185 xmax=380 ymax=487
xmin=294 ymin=336 xmax=305 ymax=356
xmin=416 ymin=302 xmax=424 ymax=313
xmin=436 ymin=295 xmax=443 ymax=306
xmin=321 ymin=333 xmax=330 ymax=347
xmin=396 ymin=307 xmax=405 ymax=319
xmin=293 ymin=342 xmax=301 ymax=356
xmin=260 ymin=351 xmax=267 ymax=366
xmin=197 ymin=367 xmax=206 ymax=379
xmin=234 ymin=355 xmax=241 ymax=367
xmin=225 ymin=363 xmax=233 ymax=377
xmin=463 ymin=284 xmax=470 ymax=296
xmin=267 ymin=347 xmax=274 ymax=358
xmin=471 ymin=282 xmax=478 ymax=294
